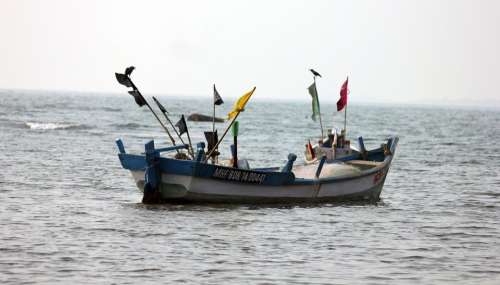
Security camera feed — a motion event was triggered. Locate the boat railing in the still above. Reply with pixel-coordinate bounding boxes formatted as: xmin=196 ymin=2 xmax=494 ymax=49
xmin=115 ymin=138 xmax=190 ymax=155
xmin=280 ymin=153 xmax=297 ymax=173
xmin=152 ymin=144 xmax=190 ymax=154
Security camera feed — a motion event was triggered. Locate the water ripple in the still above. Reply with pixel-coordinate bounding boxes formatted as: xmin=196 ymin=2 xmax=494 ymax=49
xmin=0 ymin=92 xmax=499 ymax=284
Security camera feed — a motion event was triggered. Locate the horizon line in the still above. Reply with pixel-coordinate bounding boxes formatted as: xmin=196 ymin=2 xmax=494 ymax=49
xmin=0 ymin=87 xmax=498 ymax=111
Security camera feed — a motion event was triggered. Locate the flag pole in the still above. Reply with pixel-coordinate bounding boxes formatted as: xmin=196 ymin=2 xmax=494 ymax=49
xmin=128 ymin=82 xmax=180 ymax=155
xmin=204 ymin=111 xmax=241 ymax=163
xmin=314 ymin=76 xmax=324 ymax=140
xmin=231 ymin=121 xmax=239 ymax=168
xmin=344 ymin=104 xmax=347 ymax=135
xmin=145 ymin=102 xmax=178 ymax=150
xmin=166 ymin=113 xmax=194 ymax=158
xmin=152 ymin=97 xmax=194 ymax=158
xmin=343 ymin=80 xmax=349 ymax=136
xmin=212 ymin=94 xmax=216 ymax=164
xmin=184 ymin=122 xmax=194 ymax=158
xmin=205 ymin=86 xmax=255 ymax=163
xmin=212 ymin=98 xmax=216 ymax=135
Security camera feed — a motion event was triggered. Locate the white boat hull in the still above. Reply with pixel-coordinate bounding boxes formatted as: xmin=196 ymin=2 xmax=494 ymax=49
xmin=129 ymin=161 xmax=390 ymax=202
xmin=117 ymin=136 xmax=398 ymax=204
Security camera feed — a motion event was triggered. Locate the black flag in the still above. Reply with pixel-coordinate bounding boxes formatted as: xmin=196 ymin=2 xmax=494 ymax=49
xmin=125 ymin=66 xmax=135 ymax=76
xmin=204 ymin=131 xmax=218 ymax=150
xmin=175 ymin=115 xmax=188 ymax=136
xmin=213 ymin=84 xmax=224 ymax=105
xmin=204 ymin=131 xmax=219 ymax=156
xmin=115 ymin=73 xmax=133 ymax=88
xmin=152 ymin=97 xmax=169 ymax=114
xmin=309 ymin=69 xmax=322 ymax=78
xmin=128 ymin=90 xmax=147 ymax=107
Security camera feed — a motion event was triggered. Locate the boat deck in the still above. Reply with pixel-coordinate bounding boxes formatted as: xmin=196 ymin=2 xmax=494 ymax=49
xmin=292 ymin=160 xmax=381 ymax=179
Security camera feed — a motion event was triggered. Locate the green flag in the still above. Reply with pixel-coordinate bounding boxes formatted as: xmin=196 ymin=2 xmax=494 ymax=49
xmin=308 ymin=82 xmax=320 ymax=121
xmin=231 ymin=121 xmax=239 ymax=137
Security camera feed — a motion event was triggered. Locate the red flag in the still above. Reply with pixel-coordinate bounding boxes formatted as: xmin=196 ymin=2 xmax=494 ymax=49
xmin=337 ymin=77 xmax=348 ymax=111
xmin=307 ymin=140 xmax=315 ymax=159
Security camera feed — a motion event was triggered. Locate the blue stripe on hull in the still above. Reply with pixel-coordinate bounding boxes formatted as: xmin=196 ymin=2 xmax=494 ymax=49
xmin=119 ymin=154 xmax=295 ymax=186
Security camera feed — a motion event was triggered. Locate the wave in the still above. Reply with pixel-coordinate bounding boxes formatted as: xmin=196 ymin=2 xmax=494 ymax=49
xmin=101 ymin=107 xmax=122 ymax=112
xmin=112 ymin=123 xmax=151 ymax=129
xmin=25 ymin=122 xmax=92 ymax=131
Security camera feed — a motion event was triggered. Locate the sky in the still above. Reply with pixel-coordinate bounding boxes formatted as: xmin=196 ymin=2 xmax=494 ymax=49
xmin=1 ymin=0 xmax=499 ymax=107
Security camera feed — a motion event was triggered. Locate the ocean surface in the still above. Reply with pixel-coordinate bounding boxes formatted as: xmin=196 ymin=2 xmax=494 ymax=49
xmin=0 ymin=89 xmax=499 ymax=284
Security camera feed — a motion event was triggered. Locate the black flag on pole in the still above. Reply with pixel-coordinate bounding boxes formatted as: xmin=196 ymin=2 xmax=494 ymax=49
xmin=204 ymin=131 xmax=219 ymax=156
xmin=213 ymin=84 xmax=224 ymax=105
xmin=309 ymin=69 xmax=322 ymax=78
xmin=115 ymin=73 xmax=133 ymax=88
xmin=152 ymin=97 xmax=169 ymax=114
xmin=175 ymin=115 xmax=188 ymax=136
xmin=115 ymin=66 xmax=136 ymax=87
xmin=128 ymin=90 xmax=147 ymax=107
xmin=125 ymin=66 xmax=135 ymax=76
xmin=204 ymin=131 xmax=218 ymax=150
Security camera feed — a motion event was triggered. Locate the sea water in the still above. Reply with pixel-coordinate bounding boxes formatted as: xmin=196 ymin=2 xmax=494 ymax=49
xmin=0 ymin=90 xmax=499 ymax=284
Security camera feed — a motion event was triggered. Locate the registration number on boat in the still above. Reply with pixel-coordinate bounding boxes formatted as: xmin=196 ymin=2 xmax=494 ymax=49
xmin=212 ymin=168 xmax=267 ymax=184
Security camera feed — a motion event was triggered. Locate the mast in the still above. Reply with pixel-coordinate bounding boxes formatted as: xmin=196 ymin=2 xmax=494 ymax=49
xmin=344 ymin=103 xmax=347 ymax=136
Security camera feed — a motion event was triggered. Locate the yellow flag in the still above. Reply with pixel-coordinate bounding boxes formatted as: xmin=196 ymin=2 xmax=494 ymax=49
xmin=227 ymin=87 xmax=256 ymax=119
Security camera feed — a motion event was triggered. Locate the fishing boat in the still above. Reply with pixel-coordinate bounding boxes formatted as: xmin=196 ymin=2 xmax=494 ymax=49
xmin=115 ymin=136 xmax=398 ymax=203
xmin=113 ymin=66 xmax=398 ymax=203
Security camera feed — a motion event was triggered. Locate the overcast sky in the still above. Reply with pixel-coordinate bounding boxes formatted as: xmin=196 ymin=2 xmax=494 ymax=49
xmin=1 ymin=0 xmax=499 ymax=106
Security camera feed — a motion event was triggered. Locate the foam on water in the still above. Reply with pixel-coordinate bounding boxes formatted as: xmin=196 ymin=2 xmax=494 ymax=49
xmin=24 ymin=122 xmax=89 ymax=130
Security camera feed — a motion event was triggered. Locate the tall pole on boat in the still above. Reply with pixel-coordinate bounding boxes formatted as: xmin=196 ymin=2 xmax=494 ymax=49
xmin=337 ymin=76 xmax=349 ymax=137
xmin=212 ymin=102 xmax=216 ymax=163
xmin=205 ymin=86 xmax=255 ymax=163
xmin=137 ymin=92 xmax=180 ymax=155
xmin=205 ymin=111 xmax=241 ymax=163
xmin=128 ymin=90 xmax=180 ymax=154
xmin=115 ymin=67 xmax=180 ymax=154
xmin=174 ymin=114 xmax=195 ymax=158
xmin=212 ymin=102 xmax=216 ymax=137
xmin=344 ymin=103 xmax=347 ymax=135
xmin=231 ymin=121 xmax=239 ymax=168
xmin=185 ymin=124 xmax=194 ymax=159
xmin=309 ymin=69 xmax=324 ymax=140
xmin=212 ymin=84 xmax=224 ymax=164
xmin=152 ymin=97 xmax=194 ymax=158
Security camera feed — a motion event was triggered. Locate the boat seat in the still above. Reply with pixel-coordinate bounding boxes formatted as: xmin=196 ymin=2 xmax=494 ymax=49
xmin=293 ymin=163 xmax=361 ymax=179
xmin=345 ymin=160 xmax=381 ymax=167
